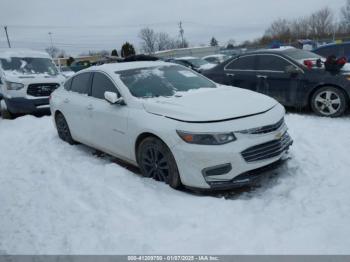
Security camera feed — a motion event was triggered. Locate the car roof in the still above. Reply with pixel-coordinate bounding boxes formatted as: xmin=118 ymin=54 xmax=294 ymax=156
xmin=239 ymin=47 xmax=299 ymax=56
xmin=314 ymin=42 xmax=350 ymax=50
xmin=0 ymin=48 xmax=51 ymax=59
xmin=86 ymin=61 xmax=173 ymax=73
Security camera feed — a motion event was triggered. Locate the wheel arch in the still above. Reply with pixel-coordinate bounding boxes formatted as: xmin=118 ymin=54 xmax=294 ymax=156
xmin=135 ymin=132 xmax=166 ymax=159
xmin=54 ymin=110 xmax=64 ymax=119
xmin=308 ymin=84 xmax=349 ymax=106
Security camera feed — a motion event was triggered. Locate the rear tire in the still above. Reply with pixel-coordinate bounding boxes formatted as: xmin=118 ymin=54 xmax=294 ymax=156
xmin=55 ymin=113 xmax=76 ymax=145
xmin=311 ymin=86 xmax=347 ymax=117
xmin=0 ymin=100 xmax=13 ymax=119
xmin=137 ymin=137 xmax=182 ymax=189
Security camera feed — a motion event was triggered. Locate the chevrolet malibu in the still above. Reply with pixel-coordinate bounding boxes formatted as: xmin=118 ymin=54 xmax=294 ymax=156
xmin=50 ymin=61 xmax=293 ymax=190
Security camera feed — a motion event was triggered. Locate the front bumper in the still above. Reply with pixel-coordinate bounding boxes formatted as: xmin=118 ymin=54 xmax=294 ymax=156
xmin=172 ymin=125 xmax=293 ymax=190
xmin=4 ymin=97 xmax=50 ymax=114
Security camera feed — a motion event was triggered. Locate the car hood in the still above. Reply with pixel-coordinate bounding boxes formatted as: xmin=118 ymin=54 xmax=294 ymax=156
xmin=142 ymin=86 xmax=278 ymax=122
xmin=2 ymin=70 xmax=65 ymax=83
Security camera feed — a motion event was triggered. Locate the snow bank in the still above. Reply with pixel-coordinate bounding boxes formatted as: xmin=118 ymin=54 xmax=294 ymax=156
xmin=0 ymin=114 xmax=350 ymax=254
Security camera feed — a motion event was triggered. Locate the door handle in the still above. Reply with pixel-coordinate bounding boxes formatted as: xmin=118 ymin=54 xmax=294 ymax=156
xmin=63 ymin=98 xmax=70 ymax=103
xmin=226 ymin=73 xmax=235 ymax=77
xmin=257 ymin=75 xmax=267 ymax=79
xmin=87 ymin=104 xmax=94 ymax=110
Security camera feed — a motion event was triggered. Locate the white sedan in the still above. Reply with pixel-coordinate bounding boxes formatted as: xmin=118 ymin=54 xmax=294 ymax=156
xmin=50 ymin=61 xmax=292 ymax=190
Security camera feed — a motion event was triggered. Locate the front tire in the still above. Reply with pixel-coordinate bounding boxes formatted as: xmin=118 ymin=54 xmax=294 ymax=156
xmin=55 ymin=113 xmax=75 ymax=145
xmin=311 ymin=86 xmax=347 ymax=117
xmin=0 ymin=100 xmax=13 ymax=119
xmin=137 ymin=137 xmax=182 ymax=189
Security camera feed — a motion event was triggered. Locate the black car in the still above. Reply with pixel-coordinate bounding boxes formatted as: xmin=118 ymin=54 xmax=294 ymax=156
xmin=165 ymin=57 xmax=215 ymax=73
xmin=204 ymin=48 xmax=350 ymax=117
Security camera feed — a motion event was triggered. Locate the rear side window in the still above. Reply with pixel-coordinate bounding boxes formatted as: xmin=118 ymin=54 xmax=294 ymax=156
xmin=64 ymin=78 xmax=72 ymax=90
xmin=91 ymin=72 xmax=118 ymax=99
xmin=257 ymin=55 xmax=291 ymax=71
xmin=71 ymin=73 xmax=91 ymax=94
xmin=227 ymin=56 xmax=256 ymax=70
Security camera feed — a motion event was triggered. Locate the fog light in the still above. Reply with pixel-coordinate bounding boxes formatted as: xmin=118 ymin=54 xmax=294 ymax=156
xmin=202 ymin=163 xmax=232 ymax=178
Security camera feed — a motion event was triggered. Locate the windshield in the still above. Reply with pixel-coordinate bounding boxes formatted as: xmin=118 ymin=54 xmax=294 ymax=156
xmin=283 ymin=49 xmax=323 ymax=61
xmin=117 ymin=65 xmax=216 ymax=98
xmin=0 ymin=57 xmax=59 ymax=75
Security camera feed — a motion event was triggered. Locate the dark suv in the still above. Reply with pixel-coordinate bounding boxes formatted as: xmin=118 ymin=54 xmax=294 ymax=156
xmin=204 ymin=48 xmax=350 ymax=117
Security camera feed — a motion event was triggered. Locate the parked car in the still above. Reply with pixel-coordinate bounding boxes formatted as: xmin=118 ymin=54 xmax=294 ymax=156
xmin=166 ymin=57 xmax=216 ymax=73
xmin=313 ymin=42 xmax=350 ymax=61
xmin=69 ymin=60 xmax=92 ymax=72
xmin=50 ymin=61 xmax=292 ymax=191
xmin=0 ymin=48 xmax=65 ymax=119
xmin=59 ymin=66 xmax=75 ymax=78
xmin=204 ymin=47 xmax=350 ymax=117
xmin=202 ymin=54 xmax=230 ymax=64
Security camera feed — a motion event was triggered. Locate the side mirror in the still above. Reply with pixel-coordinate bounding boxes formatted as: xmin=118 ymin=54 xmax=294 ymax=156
xmin=104 ymin=91 xmax=125 ymax=105
xmin=285 ymin=65 xmax=302 ymax=75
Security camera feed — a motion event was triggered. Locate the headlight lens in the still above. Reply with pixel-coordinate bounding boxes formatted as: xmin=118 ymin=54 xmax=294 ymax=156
xmin=6 ymin=81 xmax=24 ymax=90
xmin=177 ymin=130 xmax=236 ymax=145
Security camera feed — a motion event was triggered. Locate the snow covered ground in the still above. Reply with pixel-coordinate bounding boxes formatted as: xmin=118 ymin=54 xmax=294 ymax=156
xmin=0 ymin=114 xmax=350 ymax=254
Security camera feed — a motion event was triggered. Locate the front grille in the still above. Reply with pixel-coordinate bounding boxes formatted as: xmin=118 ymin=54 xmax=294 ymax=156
xmin=241 ymin=132 xmax=292 ymax=162
xmin=238 ymin=118 xmax=285 ymax=135
xmin=27 ymin=83 xmax=60 ymax=97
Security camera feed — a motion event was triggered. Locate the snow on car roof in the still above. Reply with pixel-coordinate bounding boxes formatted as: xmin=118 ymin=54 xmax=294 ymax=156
xmin=202 ymin=54 xmax=227 ymax=59
xmin=0 ymin=48 xmax=51 ymax=59
xmin=175 ymin=56 xmax=198 ymax=60
xmin=88 ymin=61 xmax=172 ymax=73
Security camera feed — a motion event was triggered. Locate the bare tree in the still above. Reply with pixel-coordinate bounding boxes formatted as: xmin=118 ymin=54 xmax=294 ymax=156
xmin=290 ymin=17 xmax=310 ymax=39
xmin=157 ymin=32 xmax=177 ymax=51
xmin=264 ymin=18 xmax=291 ymax=41
xmin=341 ymin=0 xmax=350 ymax=33
xmin=139 ymin=27 xmax=157 ymax=54
xmin=308 ymin=7 xmax=334 ymax=38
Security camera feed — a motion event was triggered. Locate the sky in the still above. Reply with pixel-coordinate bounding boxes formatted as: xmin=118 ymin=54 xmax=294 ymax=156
xmin=0 ymin=0 xmax=346 ymax=56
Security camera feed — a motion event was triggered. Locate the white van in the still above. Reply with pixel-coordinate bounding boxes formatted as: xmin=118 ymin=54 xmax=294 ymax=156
xmin=0 ymin=48 xmax=65 ymax=119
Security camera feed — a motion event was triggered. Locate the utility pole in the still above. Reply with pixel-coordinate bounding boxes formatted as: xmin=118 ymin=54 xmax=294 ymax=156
xmin=48 ymin=32 xmax=53 ymax=49
xmin=4 ymin=26 xmax=11 ymax=48
xmin=179 ymin=22 xmax=185 ymax=48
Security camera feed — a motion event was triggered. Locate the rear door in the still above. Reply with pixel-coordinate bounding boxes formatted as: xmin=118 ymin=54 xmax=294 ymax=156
xmin=63 ymin=72 xmax=93 ymax=142
xmin=88 ymin=72 xmax=129 ymax=158
xmin=224 ymin=55 xmax=259 ymax=91
xmin=255 ymin=54 xmax=302 ymax=105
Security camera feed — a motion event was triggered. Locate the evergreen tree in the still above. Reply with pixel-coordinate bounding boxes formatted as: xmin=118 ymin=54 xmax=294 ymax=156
xmin=111 ymin=49 xmax=119 ymax=57
xmin=210 ymin=37 xmax=219 ymax=47
xmin=121 ymin=42 xmax=136 ymax=58
xmin=67 ymin=57 xmax=75 ymax=66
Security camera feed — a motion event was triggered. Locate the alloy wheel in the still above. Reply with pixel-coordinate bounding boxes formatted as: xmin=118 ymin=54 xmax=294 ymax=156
xmin=141 ymin=146 xmax=170 ymax=182
xmin=314 ymin=90 xmax=342 ymax=116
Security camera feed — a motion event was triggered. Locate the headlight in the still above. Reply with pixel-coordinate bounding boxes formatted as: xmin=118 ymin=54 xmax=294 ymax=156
xmin=177 ymin=130 xmax=236 ymax=145
xmin=6 ymin=81 xmax=24 ymax=90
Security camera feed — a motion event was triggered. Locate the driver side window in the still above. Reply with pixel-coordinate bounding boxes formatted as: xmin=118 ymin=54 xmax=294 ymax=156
xmin=91 ymin=72 xmax=119 ymax=100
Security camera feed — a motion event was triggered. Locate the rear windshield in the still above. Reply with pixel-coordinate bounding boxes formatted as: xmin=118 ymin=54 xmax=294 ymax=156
xmin=0 ymin=57 xmax=58 ymax=75
xmin=282 ymin=49 xmax=323 ymax=60
xmin=117 ymin=65 xmax=216 ymax=98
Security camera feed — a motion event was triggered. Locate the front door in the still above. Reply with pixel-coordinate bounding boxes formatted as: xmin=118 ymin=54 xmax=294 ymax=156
xmin=88 ymin=72 xmax=129 ymax=158
xmin=255 ymin=54 xmax=302 ymax=106
xmin=224 ymin=55 xmax=259 ymax=92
